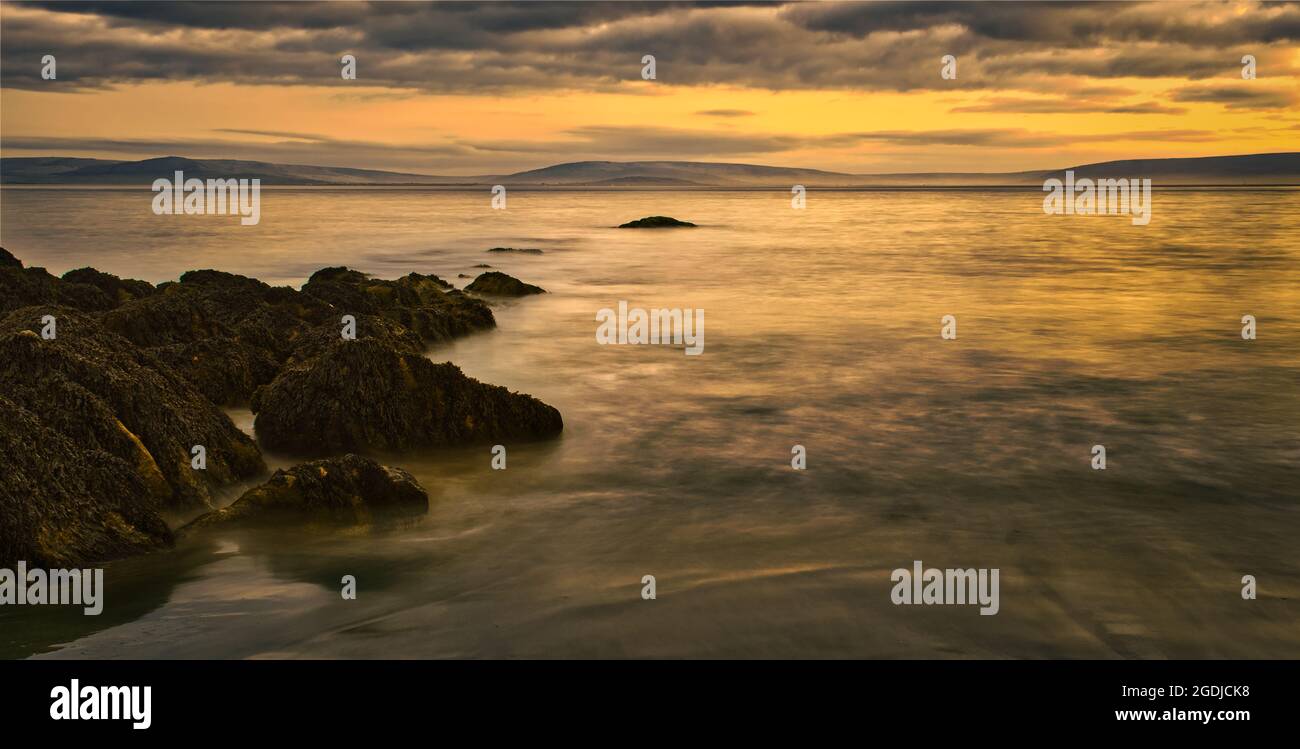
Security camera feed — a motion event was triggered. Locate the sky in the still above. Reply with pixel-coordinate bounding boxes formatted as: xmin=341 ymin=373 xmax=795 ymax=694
xmin=1 ymin=0 xmax=1298 ymax=175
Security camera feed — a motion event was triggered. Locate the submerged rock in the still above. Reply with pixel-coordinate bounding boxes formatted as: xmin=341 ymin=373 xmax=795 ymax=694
xmin=617 ymin=216 xmax=696 ymax=228
xmin=487 ymin=247 xmax=543 ymax=254
xmin=178 ymin=454 xmax=428 ymax=532
xmin=0 ymin=395 xmax=174 ymax=568
xmin=464 ymin=271 xmax=546 ymax=297
xmin=252 ymin=338 xmax=563 ymax=456
xmin=302 ymin=266 xmax=495 ymax=348
xmin=0 ymin=308 xmax=266 ymax=511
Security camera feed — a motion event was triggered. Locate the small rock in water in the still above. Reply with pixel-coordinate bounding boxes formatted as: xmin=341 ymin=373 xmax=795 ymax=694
xmin=178 ymin=454 xmax=428 ymax=533
xmin=464 ymin=271 xmax=546 ymax=297
xmin=617 ymin=216 xmax=696 ymax=228
xmin=487 ymin=247 xmax=544 ymax=254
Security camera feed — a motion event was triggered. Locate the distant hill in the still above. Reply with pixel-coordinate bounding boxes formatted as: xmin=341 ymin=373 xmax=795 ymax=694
xmin=3 ymin=153 xmax=1297 ymax=187
xmin=500 ymin=160 xmax=853 ymax=186
xmin=0 ymin=156 xmax=444 ymax=185
xmin=1045 ymin=154 xmax=1300 ymax=185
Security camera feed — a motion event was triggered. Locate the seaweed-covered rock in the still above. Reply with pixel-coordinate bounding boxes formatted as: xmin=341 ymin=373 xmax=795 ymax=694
xmin=148 ymin=337 xmax=282 ymax=407
xmin=252 ymin=338 xmax=563 ymax=456
xmin=100 ymin=271 xmax=333 ymax=405
xmin=464 ymin=271 xmax=546 ymax=297
xmin=283 ymin=313 xmax=425 ymax=367
xmin=0 ymin=395 xmax=174 ymax=568
xmin=61 ymin=267 xmax=155 ymax=306
xmin=617 ymin=216 xmax=696 ymax=228
xmin=0 ymin=260 xmax=113 ymax=314
xmin=0 ymin=308 xmax=265 ymax=511
xmin=178 ymin=454 xmax=428 ymax=533
xmin=302 ymin=266 xmax=495 ymax=347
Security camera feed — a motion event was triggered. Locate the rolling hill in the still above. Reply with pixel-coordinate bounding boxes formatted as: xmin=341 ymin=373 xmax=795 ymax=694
xmin=2 ymin=153 xmax=1297 ymax=187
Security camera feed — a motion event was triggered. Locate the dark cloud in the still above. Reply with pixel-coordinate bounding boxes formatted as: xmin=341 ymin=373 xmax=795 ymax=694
xmin=1170 ymin=84 xmax=1300 ymax=110
xmin=2 ymin=1 xmax=1296 ymax=92
xmin=782 ymin=1 xmax=1300 ymax=46
xmin=950 ymin=97 xmax=1188 ymax=115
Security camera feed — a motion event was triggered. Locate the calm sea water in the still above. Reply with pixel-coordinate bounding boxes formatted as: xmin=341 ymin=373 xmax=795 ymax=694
xmin=2 ymin=187 xmax=1298 ymax=658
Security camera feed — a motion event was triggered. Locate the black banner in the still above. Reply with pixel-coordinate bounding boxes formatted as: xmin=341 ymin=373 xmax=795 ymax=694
xmin=0 ymin=659 xmax=1289 ymax=737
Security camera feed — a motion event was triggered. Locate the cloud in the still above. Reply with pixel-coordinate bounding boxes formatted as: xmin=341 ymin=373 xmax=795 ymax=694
xmin=1170 ymin=84 xmax=1300 ymax=110
xmin=2 ymin=0 xmax=1297 ymax=93
xmin=950 ymin=96 xmax=1188 ymax=115
xmin=696 ymin=109 xmax=755 ymax=117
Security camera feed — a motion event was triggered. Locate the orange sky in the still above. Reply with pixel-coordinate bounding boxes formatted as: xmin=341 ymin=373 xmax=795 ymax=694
xmin=2 ymin=1 xmax=1297 ymax=175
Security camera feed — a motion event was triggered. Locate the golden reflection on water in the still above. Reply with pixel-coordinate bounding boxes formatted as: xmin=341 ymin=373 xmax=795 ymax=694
xmin=2 ymin=188 xmax=1297 ymax=658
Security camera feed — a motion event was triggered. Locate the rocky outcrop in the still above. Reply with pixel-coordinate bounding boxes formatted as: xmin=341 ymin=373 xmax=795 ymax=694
xmin=0 ymin=248 xmax=567 ymax=570
xmin=252 ymin=338 xmax=563 ymax=456
xmin=1 ymin=262 xmax=114 ymax=314
xmin=302 ymin=267 xmax=495 ymax=348
xmin=464 ymin=271 xmax=546 ymax=297
xmin=283 ymin=313 xmax=425 ymax=367
xmin=0 ymin=395 xmax=174 ymax=568
xmin=99 ymin=270 xmax=333 ymax=405
xmin=617 ymin=216 xmax=696 ymax=228
xmin=61 ymin=267 xmax=155 ymax=306
xmin=178 ymin=454 xmax=428 ymax=532
xmin=0 ymin=308 xmax=265 ymax=511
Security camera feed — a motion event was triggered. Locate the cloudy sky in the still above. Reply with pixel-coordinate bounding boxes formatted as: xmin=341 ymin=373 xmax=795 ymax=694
xmin=1 ymin=0 xmax=1298 ymax=175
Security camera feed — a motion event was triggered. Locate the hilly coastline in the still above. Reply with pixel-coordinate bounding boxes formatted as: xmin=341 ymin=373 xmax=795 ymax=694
xmin=3 ymin=153 xmax=1297 ymax=188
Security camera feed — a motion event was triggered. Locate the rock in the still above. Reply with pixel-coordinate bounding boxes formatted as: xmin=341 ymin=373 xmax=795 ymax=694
xmin=302 ymin=267 xmax=495 ymax=348
xmin=0 ymin=394 xmax=174 ymax=568
xmin=148 ymin=337 xmax=282 ymax=407
xmin=61 ymin=267 xmax=155 ymax=306
xmin=100 ymin=271 xmax=332 ymax=405
xmin=472 ymin=264 xmax=493 ymax=268
xmin=0 ymin=308 xmax=266 ymax=511
xmin=252 ymin=338 xmax=563 ymax=456
xmin=464 ymin=271 xmax=546 ymax=297
xmin=1 ymin=259 xmax=114 ymax=314
xmin=486 ymin=247 xmax=543 ymax=254
xmin=617 ymin=216 xmax=696 ymax=228
xmin=0 ymin=247 xmax=22 ymax=268
xmin=178 ymin=454 xmax=428 ymax=532
xmin=458 ymin=274 xmax=471 ymax=279
xmin=283 ymin=313 xmax=425 ymax=368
